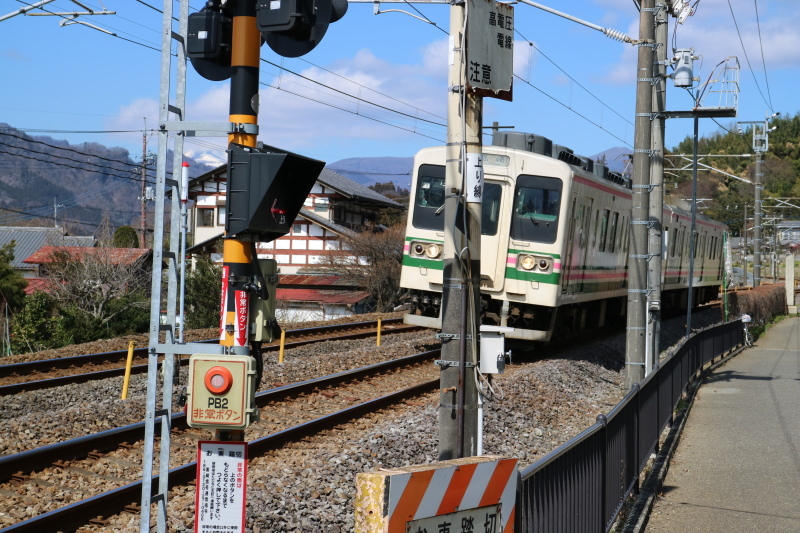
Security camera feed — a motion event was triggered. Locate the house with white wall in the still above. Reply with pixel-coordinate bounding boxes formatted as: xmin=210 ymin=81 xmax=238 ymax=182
xmin=186 ymin=164 xmax=403 ymax=274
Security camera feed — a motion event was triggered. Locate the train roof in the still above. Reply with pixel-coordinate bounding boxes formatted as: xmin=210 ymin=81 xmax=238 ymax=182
xmin=663 ymin=203 xmax=729 ymax=230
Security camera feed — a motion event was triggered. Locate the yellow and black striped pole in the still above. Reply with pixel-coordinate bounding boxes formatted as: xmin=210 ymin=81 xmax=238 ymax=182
xmin=218 ymin=0 xmax=260 ymax=440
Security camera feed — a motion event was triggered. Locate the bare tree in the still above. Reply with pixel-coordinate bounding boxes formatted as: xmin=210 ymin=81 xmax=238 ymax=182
xmin=44 ymin=247 xmax=151 ymax=326
xmin=322 ymin=223 xmax=406 ymax=312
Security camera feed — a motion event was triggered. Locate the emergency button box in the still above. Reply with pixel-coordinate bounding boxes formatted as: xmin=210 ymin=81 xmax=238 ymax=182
xmin=187 ymin=354 xmax=259 ymax=430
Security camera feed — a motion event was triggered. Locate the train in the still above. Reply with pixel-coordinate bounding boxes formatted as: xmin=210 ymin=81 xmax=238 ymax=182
xmin=400 ymin=131 xmax=727 ymax=343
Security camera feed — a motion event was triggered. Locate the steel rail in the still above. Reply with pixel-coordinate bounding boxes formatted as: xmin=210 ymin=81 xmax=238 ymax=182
xmin=0 ymin=318 xmax=402 ymax=378
xmin=0 ymin=378 xmax=438 ymax=533
xmin=0 ymin=319 xmax=414 ymax=395
xmin=0 ymin=348 xmax=440 ymax=482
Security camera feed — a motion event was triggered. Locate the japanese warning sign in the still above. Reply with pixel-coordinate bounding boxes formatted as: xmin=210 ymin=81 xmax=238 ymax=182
xmin=195 ymin=441 xmax=247 ymax=533
xmin=466 ymin=0 xmax=513 ymax=101
xmin=354 ymin=455 xmax=518 ymax=532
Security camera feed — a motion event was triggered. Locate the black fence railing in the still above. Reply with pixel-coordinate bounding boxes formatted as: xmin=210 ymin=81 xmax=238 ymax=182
xmin=517 ymin=319 xmax=743 ymax=532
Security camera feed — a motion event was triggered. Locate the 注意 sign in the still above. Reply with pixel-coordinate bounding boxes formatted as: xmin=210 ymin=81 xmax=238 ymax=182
xmin=466 ymin=0 xmax=513 ymax=101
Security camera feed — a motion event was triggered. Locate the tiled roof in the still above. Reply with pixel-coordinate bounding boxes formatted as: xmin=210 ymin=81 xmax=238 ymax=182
xmin=23 ymin=246 xmax=151 ymax=266
xmin=278 ymin=274 xmax=360 ymax=288
xmin=22 ymin=278 xmax=60 ymax=295
xmin=275 ymin=288 xmax=371 ymax=305
xmin=186 ymin=163 xmax=403 ymax=209
xmin=297 ymin=209 xmax=356 ymax=237
xmin=318 ymin=168 xmax=404 ymax=209
xmin=0 ymin=227 xmax=95 ymax=271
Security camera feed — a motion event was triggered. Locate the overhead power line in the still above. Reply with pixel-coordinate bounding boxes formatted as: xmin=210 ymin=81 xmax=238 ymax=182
xmin=725 ymin=0 xmax=773 ymax=112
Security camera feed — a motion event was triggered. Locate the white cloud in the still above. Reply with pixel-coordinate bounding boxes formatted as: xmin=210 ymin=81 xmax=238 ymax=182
xmin=595 ymin=0 xmax=800 ymax=89
xmin=107 ymin=43 xmax=453 ymax=159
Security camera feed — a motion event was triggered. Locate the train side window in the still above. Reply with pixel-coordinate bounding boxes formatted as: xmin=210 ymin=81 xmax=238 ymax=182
xmin=591 ymin=210 xmax=600 ymax=248
xmin=608 ymin=212 xmax=619 ymax=253
xmin=510 ymin=175 xmax=563 ymax=244
xmin=598 ymin=209 xmax=610 ymax=252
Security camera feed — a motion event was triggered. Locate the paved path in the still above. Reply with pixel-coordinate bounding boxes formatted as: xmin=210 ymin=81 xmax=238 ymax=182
xmin=645 ymin=317 xmax=800 ymax=532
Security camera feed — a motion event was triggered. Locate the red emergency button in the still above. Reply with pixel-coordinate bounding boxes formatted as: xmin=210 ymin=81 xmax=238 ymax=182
xmin=204 ymin=366 xmax=233 ymax=395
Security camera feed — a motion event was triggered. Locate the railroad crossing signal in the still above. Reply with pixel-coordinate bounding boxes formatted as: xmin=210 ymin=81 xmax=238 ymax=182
xmin=187 ymin=354 xmax=259 ymax=430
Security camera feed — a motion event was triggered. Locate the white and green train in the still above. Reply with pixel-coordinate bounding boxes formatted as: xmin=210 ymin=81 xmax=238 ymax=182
xmin=400 ymin=132 xmax=727 ymax=342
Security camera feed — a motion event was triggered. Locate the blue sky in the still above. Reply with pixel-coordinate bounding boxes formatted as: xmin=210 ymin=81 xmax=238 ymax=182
xmin=1 ymin=0 xmax=798 ymax=168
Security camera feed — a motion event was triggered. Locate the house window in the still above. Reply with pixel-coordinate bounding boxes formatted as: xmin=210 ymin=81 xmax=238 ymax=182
xmin=217 ymin=206 xmax=226 ymax=226
xmin=198 ymin=208 xmax=214 ymax=227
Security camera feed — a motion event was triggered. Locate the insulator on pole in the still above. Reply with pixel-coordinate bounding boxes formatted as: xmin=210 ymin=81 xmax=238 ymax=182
xmin=603 ymin=27 xmax=632 ymax=43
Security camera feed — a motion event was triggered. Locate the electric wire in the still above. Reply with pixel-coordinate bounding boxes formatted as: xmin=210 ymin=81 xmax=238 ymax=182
xmin=296 ymin=57 xmax=447 ymax=122
xmin=752 ymin=0 xmax=773 ymax=111
xmin=513 ymin=28 xmax=634 ymax=128
xmin=513 ymin=74 xmax=633 ymax=148
xmin=0 ymin=147 xmax=156 ymax=184
xmin=259 ymin=79 xmax=446 ymax=143
xmin=0 ymin=139 xmax=157 ymax=181
xmin=725 ymin=0 xmax=773 ymax=112
xmin=12 ymin=0 xmax=162 ymax=52
xmin=261 ymin=58 xmax=447 ymax=128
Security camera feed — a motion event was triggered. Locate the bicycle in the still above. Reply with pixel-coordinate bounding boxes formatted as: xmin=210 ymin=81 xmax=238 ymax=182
xmin=741 ymin=313 xmax=753 ymax=347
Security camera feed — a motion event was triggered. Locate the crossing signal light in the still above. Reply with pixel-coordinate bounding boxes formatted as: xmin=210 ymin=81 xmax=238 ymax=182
xmin=225 ymin=143 xmax=325 ymax=242
xmin=187 ymin=6 xmax=233 ymax=81
xmin=256 ymin=0 xmax=348 ymax=57
xmin=187 ymin=354 xmax=259 ymax=430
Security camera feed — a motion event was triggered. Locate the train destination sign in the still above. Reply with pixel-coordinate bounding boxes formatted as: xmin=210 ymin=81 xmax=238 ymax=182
xmin=465 ymin=0 xmax=513 ymax=101
xmin=195 ymin=441 xmax=247 ymax=533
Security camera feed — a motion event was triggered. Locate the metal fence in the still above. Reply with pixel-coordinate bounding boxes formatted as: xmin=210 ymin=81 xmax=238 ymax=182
xmin=517 ymin=319 xmax=743 ymax=532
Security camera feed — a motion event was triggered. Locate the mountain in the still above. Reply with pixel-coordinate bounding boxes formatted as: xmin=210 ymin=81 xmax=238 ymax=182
xmin=0 ymin=124 xmax=219 ymax=235
xmin=590 ymin=147 xmax=632 ymax=175
xmin=327 ymin=156 xmax=414 ymax=191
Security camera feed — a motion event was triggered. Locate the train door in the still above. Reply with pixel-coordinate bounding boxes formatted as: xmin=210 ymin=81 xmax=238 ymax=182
xmin=562 ymin=198 xmax=594 ymax=294
xmin=479 ymin=179 xmax=508 ymax=292
xmin=561 ymin=195 xmax=579 ymax=295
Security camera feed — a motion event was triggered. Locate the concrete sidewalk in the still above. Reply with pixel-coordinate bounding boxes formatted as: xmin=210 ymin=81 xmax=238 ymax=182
xmin=644 ymin=317 xmax=800 ymax=532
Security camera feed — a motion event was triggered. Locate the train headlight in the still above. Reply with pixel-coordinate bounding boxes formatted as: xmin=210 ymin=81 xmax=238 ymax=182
xmin=411 ymin=241 xmax=442 ymax=259
xmin=519 ymin=255 xmax=536 ymax=270
xmin=518 ymin=254 xmax=553 ymax=272
xmin=424 ymin=243 xmax=442 ymax=259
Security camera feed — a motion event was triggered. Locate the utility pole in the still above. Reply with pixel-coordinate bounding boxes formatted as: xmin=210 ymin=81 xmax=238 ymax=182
xmin=626 ymin=0 xmax=655 ymax=388
xmin=439 ymin=0 xmax=482 ymax=460
xmin=646 ymin=1 xmax=668 ymax=373
xmin=53 ymin=197 xmax=64 ymax=228
xmin=140 ymin=131 xmax=148 ymax=248
xmin=753 ymin=149 xmax=763 ymax=287
xmin=739 ymin=113 xmax=779 ymax=287
xmin=743 ymin=204 xmax=748 ymax=286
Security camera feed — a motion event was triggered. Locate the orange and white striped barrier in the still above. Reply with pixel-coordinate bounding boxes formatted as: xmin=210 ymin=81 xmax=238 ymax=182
xmin=355 ymin=455 xmax=518 ymax=532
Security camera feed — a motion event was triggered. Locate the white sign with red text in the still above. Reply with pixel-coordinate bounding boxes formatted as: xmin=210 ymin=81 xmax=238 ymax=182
xmin=195 ymin=441 xmax=247 ymax=533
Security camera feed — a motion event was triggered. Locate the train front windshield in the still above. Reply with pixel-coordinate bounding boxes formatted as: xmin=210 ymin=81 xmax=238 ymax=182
xmin=510 ymin=175 xmax=562 ymax=244
xmin=412 ymin=164 xmax=501 ymax=235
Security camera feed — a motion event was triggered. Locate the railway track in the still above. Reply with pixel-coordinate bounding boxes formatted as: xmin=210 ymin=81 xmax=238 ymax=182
xmin=0 ymin=318 xmax=415 ymax=395
xmin=0 ymin=348 xmax=439 ymax=532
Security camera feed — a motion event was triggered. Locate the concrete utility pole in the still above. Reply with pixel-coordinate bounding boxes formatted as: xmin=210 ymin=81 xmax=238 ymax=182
xmin=439 ymin=0 xmax=482 ymax=460
xmin=738 ymin=114 xmax=779 ymax=287
xmin=218 ymin=0 xmax=261 ymax=442
xmin=646 ymin=2 xmax=668 ymax=373
xmin=626 ymin=0 xmax=655 ymax=388
xmin=140 ymin=131 xmax=148 ymax=248
xmin=753 ymin=150 xmax=763 ymax=287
